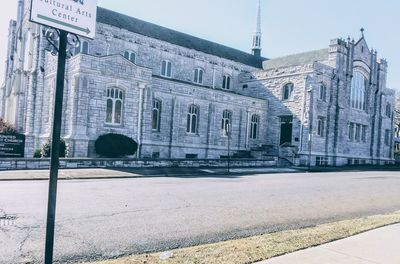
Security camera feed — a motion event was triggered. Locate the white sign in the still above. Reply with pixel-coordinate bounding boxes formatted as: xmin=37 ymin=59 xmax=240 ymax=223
xmin=30 ymin=0 xmax=97 ymax=39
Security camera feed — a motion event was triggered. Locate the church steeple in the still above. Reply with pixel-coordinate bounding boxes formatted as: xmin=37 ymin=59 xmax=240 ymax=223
xmin=252 ymin=0 xmax=262 ymax=57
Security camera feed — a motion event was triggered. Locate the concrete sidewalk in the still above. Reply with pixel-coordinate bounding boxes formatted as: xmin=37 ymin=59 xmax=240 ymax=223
xmin=0 ymin=167 xmax=300 ymax=181
xmin=258 ymin=224 xmax=400 ymax=264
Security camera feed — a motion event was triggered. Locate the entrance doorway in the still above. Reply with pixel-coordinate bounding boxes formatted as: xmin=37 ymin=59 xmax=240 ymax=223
xmin=280 ymin=116 xmax=293 ymax=145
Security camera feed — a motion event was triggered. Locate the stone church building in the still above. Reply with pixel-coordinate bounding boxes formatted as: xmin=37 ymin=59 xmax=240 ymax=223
xmin=0 ymin=0 xmax=396 ymax=166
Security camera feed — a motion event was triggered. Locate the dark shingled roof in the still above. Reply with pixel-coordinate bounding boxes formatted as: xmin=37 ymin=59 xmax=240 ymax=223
xmin=263 ymin=49 xmax=329 ymax=69
xmin=96 ymin=7 xmax=264 ymax=68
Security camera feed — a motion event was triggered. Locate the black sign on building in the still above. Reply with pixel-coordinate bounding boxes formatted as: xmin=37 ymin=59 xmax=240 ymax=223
xmin=0 ymin=133 xmax=25 ymax=158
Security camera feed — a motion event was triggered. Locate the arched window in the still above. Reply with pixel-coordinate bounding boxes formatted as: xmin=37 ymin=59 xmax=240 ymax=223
xmin=194 ymin=68 xmax=204 ymax=84
xmin=187 ymin=105 xmax=199 ymax=134
xmin=282 ymin=83 xmax=294 ymax=100
xmin=152 ymin=99 xmax=162 ymax=131
xmin=250 ymin=114 xmax=260 ymax=139
xmin=75 ymin=40 xmax=89 ymax=55
xmin=319 ymin=84 xmax=327 ymax=101
xmin=124 ymin=51 xmax=136 ymax=63
xmin=221 ymin=110 xmax=232 ymax=136
xmin=222 ymin=75 xmax=231 ymax=90
xmin=350 ymin=71 xmax=367 ymax=110
xmin=82 ymin=41 xmax=89 ymax=54
xmin=317 ymin=117 xmax=325 ymax=137
xmin=161 ymin=60 xmax=172 ymax=77
xmin=386 ymin=103 xmax=392 ymax=118
xmin=106 ymin=88 xmax=124 ymax=124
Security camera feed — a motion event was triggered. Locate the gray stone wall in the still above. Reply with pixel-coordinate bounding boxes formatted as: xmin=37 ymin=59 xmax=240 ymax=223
xmin=27 ymin=21 xmax=268 ymax=159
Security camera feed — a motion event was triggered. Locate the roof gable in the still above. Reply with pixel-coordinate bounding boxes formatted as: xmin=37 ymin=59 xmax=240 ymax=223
xmin=355 ymin=37 xmax=371 ymax=54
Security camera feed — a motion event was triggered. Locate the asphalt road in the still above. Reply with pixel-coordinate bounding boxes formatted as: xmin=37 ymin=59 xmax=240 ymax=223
xmin=1 ymin=170 xmax=400 ymax=263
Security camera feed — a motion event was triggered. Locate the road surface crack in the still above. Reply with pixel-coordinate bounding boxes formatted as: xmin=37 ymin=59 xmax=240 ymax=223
xmin=19 ymin=229 xmax=32 ymax=262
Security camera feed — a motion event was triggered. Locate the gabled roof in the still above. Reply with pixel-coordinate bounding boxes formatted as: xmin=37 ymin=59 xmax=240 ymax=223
xmin=96 ymin=7 xmax=264 ymax=68
xmin=263 ymin=49 xmax=329 ymax=70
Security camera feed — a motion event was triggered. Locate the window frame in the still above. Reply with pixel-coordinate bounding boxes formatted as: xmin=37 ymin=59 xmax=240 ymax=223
xmin=250 ymin=114 xmax=260 ymax=139
xmin=221 ymin=110 xmax=232 ymax=137
xmin=316 ymin=156 xmax=328 ymax=166
xmin=319 ymin=83 xmax=327 ymax=102
xmin=105 ymin=87 xmax=124 ymax=125
xmin=74 ymin=40 xmax=89 ymax=55
xmin=385 ymin=103 xmax=392 ymax=118
xmin=317 ymin=117 xmax=325 ymax=137
xmin=124 ymin=51 xmax=136 ymax=64
xmin=193 ymin=68 xmax=204 ymax=84
xmin=349 ymin=123 xmax=355 ymax=141
xmin=384 ymin=129 xmax=391 ymax=146
xmin=361 ymin=125 xmax=367 ymax=143
xmin=161 ymin=60 xmax=172 ymax=78
xmin=282 ymin=83 xmax=294 ymax=101
xmin=355 ymin=124 xmax=361 ymax=142
xmin=222 ymin=75 xmax=231 ymax=90
xmin=186 ymin=104 xmax=200 ymax=134
xmin=350 ymin=71 xmax=367 ymax=111
xmin=152 ymin=99 xmax=162 ymax=131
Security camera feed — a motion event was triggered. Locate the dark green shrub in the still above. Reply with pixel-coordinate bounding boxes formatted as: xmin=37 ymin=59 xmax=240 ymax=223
xmin=41 ymin=139 xmax=68 ymax=158
xmin=95 ymin=133 xmax=138 ymax=158
xmin=33 ymin=149 xmax=42 ymax=158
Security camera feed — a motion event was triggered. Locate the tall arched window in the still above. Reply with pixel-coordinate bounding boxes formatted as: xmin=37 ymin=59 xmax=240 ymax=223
xmin=124 ymin=51 xmax=136 ymax=63
xmin=319 ymin=83 xmax=327 ymax=101
xmin=386 ymin=103 xmax=392 ymax=118
xmin=222 ymin=75 xmax=231 ymax=90
xmin=194 ymin=68 xmax=204 ymax=84
xmin=161 ymin=60 xmax=172 ymax=77
xmin=152 ymin=99 xmax=162 ymax=131
xmin=351 ymin=71 xmax=367 ymax=110
xmin=221 ymin=110 xmax=232 ymax=136
xmin=250 ymin=114 xmax=260 ymax=139
xmin=187 ymin=105 xmax=199 ymax=134
xmin=282 ymin=83 xmax=294 ymax=100
xmin=75 ymin=40 xmax=89 ymax=55
xmin=106 ymin=88 xmax=124 ymax=124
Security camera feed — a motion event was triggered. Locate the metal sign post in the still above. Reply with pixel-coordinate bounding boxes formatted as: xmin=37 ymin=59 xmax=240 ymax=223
xmin=44 ymin=30 xmax=68 ymax=264
xmin=29 ymin=1 xmax=97 ymax=262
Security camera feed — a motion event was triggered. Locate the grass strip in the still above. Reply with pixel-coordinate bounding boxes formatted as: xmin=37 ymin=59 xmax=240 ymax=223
xmin=84 ymin=211 xmax=400 ymax=264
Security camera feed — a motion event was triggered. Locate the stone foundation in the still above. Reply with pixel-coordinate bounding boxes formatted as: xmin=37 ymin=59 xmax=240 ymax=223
xmin=0 ymin=158 xmax=277 ymax=171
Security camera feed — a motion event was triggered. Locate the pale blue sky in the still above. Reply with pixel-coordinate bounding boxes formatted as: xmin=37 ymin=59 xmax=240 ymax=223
xmin=0 ymin=0 xmax=398 ymax=90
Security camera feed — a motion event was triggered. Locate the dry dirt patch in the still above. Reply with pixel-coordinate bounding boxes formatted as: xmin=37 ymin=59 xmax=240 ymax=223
xmin=83 ymin=212 xmax=400 ymax=264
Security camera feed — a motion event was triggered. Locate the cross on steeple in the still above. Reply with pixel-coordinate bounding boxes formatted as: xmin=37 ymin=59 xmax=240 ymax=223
xmin=360 ymin=27 xmax=365 ymax=37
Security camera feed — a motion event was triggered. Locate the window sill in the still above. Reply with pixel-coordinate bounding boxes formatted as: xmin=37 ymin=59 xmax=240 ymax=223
xmin=186 ymin=133 xmax=200 ymax=137
xmin=104 ymin=122 xmax=124 ymax=128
